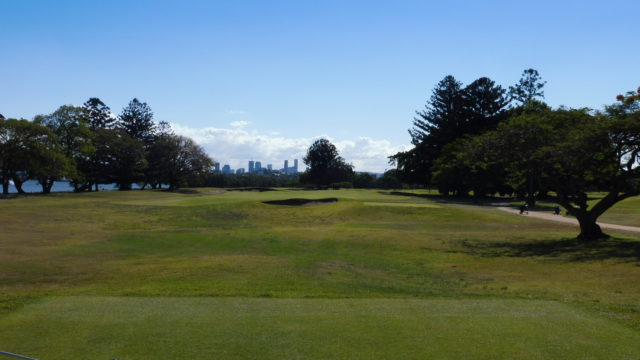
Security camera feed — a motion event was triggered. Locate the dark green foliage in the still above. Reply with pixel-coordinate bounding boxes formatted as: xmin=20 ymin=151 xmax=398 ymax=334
xmin=84 ymin=98 xmax=114 ymax=129
xmin=303 ymin=138 xmax=354 ymax=187
xmin=509 ymin=68 xmax=547 ymax=105
xmin=353 ymin=172 xmax=375 ymax=188
xmin=107 ymin=129 xmax=147 ymax=190
xmin=117 ymin=98 xmax=156 ymax=143
xmin=443 ymin=101 xmax=640 ymax=240
xmin=391 ymin=75 xmax=510 ymax=187
xmin=408 ymin=75 xmax=465 ymax=147
xmin=2 ymin=99 xmax=214 ymax=194
xmin=391 ymin=76 xmax=463 ymax=186
xmin=375 ymin=169 xmax=403 ymax=189
xmin=34 ymin=105 xmax=95 ymax=192
xmin=462 ymin=77 xmax=510 ymax=133
xmin=145 ymin=134 xmax=214 ymax=190
xmin=0 ymin=118 xmax=72 ymax=194
xmin=330 ymin=181 xmax=353 ymax=189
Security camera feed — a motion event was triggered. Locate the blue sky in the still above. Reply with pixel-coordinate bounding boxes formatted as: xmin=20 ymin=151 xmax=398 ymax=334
xmin=2 ymin=0 xmax=639 ymax=172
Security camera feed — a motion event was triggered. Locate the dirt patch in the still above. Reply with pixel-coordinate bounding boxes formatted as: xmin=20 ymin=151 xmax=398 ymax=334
xmin=263 ymin=198 xmax=338 ymax=206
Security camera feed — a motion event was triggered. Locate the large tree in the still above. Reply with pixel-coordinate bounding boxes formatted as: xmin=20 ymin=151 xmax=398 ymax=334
xmin=107 ymin=128 xmax=147 ymax=190
xmin=117 ymin=98 xmax=156 ymax=143
xmin=146 ymin=134 xmax=214 ymax=190
xmin=432 ymin=134 xmax=512 ymax=197
xmin=450 ymin=90 xmax=640 ymax=240
xmin=462 ymin=77 xmax=510 ymax=134
xmin=391 ymin=75 xmax=510 ymax=186
xmin=34 ymin=105 xmax=95 ymax=192
xmin=390 ymin=75 xmax=464 ymax=186
xmin=0 ymin=118 xmax=71 ymax=194
xmin=84 ymin=97 xmax=114 ymax=129
xmin=303 ymin=138 xmax=353 ymax=187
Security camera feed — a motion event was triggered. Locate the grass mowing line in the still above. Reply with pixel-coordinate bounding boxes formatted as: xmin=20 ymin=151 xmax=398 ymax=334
xmin=1 ymin=296 xmax=639 ymax=360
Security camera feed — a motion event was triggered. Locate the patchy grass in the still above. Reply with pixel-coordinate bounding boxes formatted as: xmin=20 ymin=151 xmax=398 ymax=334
xmin=0 ymin=188 xmax=639 ymax=358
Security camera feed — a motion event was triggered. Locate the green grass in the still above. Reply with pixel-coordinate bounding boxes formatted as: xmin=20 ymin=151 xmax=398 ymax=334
xmin=598 ymin=196 xmax=640 ymax=226
xmin=0 ymin=189 xmax=639 ymax=358
xmin=2 ymin=297 xmax=640 ymax=360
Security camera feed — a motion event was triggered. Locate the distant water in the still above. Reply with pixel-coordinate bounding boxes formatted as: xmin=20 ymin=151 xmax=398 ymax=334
xmin=6 ymin=180 xmax=133 ymax=194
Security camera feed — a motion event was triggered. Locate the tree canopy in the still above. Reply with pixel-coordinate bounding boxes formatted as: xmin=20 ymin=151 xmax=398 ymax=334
xmin=391 ymin=74 xmax=511 ymax=186
xmin=303 ymin=138 xmax=353 ymax=187
xmin=1 ymin=98 xmax=215 ymax=194
xmin=118 ymin=98 xmax=156 ymax=143
xmin=508 ymin=68 xmax=547 ymax=105
xmin=84 ymin=97 xmax=114 ymax=129
xmin=434 ymin=91 xmax=640 ymax=240
xmin=0 ymin=118 xmax=71 ymax=194
xmin=146 ymin=134 xmax=214 ymax=190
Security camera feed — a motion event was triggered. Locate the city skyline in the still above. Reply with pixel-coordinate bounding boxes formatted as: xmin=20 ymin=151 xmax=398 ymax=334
xmin=216 ymin=158 xmax=301 ymax=175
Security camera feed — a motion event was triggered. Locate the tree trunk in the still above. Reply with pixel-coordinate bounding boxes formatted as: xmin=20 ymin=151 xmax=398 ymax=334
xmin=575 ymin=214 xmax=608 ymax=241
xmin=44 ymin=179 xmax=54 ymax=194
xmin=527 ymin=174 xmax=536 ymax=206
xmin=1 ymin=178 xmax=8 ymax=195
xmin=13 ymin=176 xmax=26 ymax=195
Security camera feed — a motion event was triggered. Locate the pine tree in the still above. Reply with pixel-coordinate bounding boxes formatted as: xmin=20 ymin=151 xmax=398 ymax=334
xmin=117 ymin=98 xmax=155 ymax=143
xmin=84 ymin=98 xmax=114 ymax=129
xmin=509 ymin=68 xmax=546 ymax=105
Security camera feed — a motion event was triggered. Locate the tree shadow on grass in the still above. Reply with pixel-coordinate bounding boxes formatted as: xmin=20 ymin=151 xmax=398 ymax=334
xmin=381 ymin=191 xmax=514 ymax=206
xmin=458 ymin=237 xmax=640 ymax=263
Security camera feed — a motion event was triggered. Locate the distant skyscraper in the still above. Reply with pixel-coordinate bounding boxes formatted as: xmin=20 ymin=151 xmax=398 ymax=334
xmin=255 ymin=161 xmax=262 ymax=171
xmin=214 ymin=162 xmax=220 ymax=172
xmin=293 ymin=159 xmax=298 ymax=173
xmin=236 ymin=168 xmax=245 ymax=174
xmin=248 ymin=160 xmax=254 ymax=173
xmin=267 ymin=164 xmax=272 ymax=171
xmin=284 ymin=160 xmax=288 ymax=173
xmin=222 ymin=164 xmax=232 ymax=174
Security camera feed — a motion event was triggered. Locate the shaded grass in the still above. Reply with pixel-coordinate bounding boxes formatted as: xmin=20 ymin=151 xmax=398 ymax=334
xmin=2 ymin=297 xmax=640 ymax=360
xmin=458 ymin=236 xmax=640 ymax=262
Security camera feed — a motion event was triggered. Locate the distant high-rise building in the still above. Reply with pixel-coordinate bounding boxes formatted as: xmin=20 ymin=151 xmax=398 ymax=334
xmin=236 ymin=168 xmax=245 ymax=174
xmin=214 ymin=162 xmax=220 ymax=172
xmin=267 ymin=164 xmax=272 ymax=171
xmin=284 ymin=160 xmax=289 ymax=173
xmin=255 ymin=161 xmax=262 ymax=171
xmin=222 ymin=164 xmax=232 ymax=174
xmin=293 ymin=159 xmax=298 ymax=173
xmin=248 ymin=160 xmax=255 ymax=173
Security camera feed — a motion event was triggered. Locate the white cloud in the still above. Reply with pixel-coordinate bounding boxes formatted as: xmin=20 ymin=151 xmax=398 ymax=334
xmin=230 ymin=120 xmax=251 ymax=128
xmin=170 ymin=123 xmax=409 ymax=173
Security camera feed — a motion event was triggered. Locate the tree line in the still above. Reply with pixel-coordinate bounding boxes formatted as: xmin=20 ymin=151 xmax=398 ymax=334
xmin=0 ymin=98 xmax=214 ymax=194
xmin=389 ymin=69 xmax=640 ymax=240
xmin=3 ymin=73 xmax=639 ymax=240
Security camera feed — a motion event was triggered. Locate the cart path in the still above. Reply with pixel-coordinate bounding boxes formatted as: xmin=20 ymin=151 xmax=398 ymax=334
xmin=496 ymin=206 xmax=640 ymax=233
